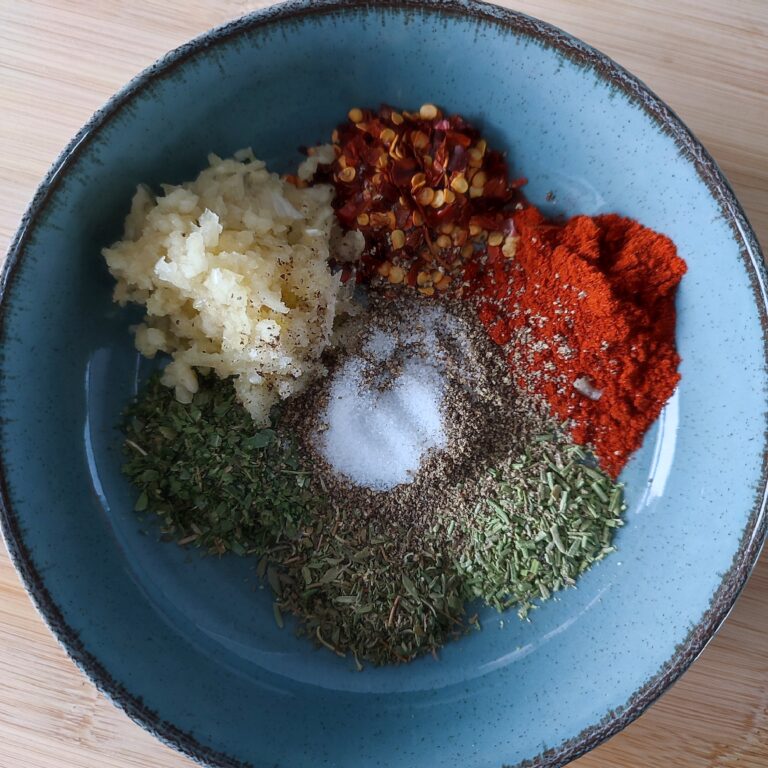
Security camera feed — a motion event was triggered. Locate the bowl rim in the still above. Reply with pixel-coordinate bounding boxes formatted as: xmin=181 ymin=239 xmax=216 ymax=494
xmin=1 ymin=1 xmax=767 ymax=767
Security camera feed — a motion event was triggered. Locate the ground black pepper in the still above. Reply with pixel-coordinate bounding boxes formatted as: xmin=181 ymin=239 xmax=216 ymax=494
xmin=282 ymin=292 xmax=548 ymax=552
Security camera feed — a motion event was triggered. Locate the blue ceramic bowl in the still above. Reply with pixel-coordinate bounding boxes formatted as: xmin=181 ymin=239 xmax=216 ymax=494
xmin=2 ymin=2 xmax=766 ymax=766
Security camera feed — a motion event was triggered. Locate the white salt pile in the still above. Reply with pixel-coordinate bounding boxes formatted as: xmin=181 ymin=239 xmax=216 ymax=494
xmin=317 ymin=319 xmax=450 ymax=491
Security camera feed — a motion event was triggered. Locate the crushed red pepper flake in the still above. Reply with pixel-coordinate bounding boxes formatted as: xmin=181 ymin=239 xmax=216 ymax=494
xmin=324 ymin=104 xmax=527 ymax=290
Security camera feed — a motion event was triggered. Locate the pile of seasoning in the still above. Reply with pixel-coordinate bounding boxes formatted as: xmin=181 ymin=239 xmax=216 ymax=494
xmin=467 ymin=207 xmax=687 ymax=476
xmin=123 ymin=375 xmax=318 ymax=557
xmin=118 ymin=101 xmax=687 ymax=667
xmin=284 ymin=294 xmax=537 ymax=539
xmin=326 ymin=103 xmax=524 ymax=292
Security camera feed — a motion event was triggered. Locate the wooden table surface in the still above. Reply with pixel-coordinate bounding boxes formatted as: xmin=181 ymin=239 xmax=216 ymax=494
xmin=1 ymin=1 xmax=767 ymax=766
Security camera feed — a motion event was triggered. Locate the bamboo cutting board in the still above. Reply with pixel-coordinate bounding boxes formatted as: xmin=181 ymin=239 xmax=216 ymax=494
xmin=0 ymin=1 xmax=766 ymax=766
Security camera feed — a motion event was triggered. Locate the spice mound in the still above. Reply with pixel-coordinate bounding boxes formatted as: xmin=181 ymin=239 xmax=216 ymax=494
xmin=111 ymin=101 xmax=687 ymax=667
xmin=328 ymin=103 xmax=525 ymax=288
xmin=471 ymin=208 xmax=687 ymax=476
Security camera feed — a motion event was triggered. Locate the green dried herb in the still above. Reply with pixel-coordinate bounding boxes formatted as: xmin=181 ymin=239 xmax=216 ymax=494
xmin=270 ymin=511 xmax=466 ymax=665
xmin=456 ymin=434 xmax=625 ymax=618
xmin=122 ymin=374 xmax=318 ymax=556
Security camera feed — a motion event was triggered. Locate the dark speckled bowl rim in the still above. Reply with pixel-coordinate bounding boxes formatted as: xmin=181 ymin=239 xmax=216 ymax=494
xmin=1 ymin=1 xmax=766 ymax=767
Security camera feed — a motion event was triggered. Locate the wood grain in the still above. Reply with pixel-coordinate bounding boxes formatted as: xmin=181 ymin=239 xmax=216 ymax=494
xmin=0 ymin=1 xmax=766 ymax=766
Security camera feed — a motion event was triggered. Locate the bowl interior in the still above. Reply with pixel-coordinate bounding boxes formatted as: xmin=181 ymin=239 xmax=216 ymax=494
xmin=2 ymin=3 xmax=766 ymax=767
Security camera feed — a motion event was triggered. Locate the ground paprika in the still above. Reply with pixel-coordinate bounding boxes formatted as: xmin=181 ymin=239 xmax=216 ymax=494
xmin=470 ymin=206 xmax=687 ymax=477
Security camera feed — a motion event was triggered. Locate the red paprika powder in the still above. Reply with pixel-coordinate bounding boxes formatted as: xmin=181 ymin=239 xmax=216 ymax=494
xmin=470 ymin=206 xmax=687 ymax=477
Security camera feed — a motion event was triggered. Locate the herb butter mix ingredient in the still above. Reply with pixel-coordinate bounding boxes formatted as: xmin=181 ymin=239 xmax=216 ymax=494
xmin=123 ymin=375 xmax=318 ymax=556
xmin=460 ymin=437 xmax=624 ymax=617
xmin=104 ymin=147 xmax=360 ymax=425
xmin=468 ymin=207 xmax=687 ymax=476
xmin=327 ymin=103 xmax=525 ymax=291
